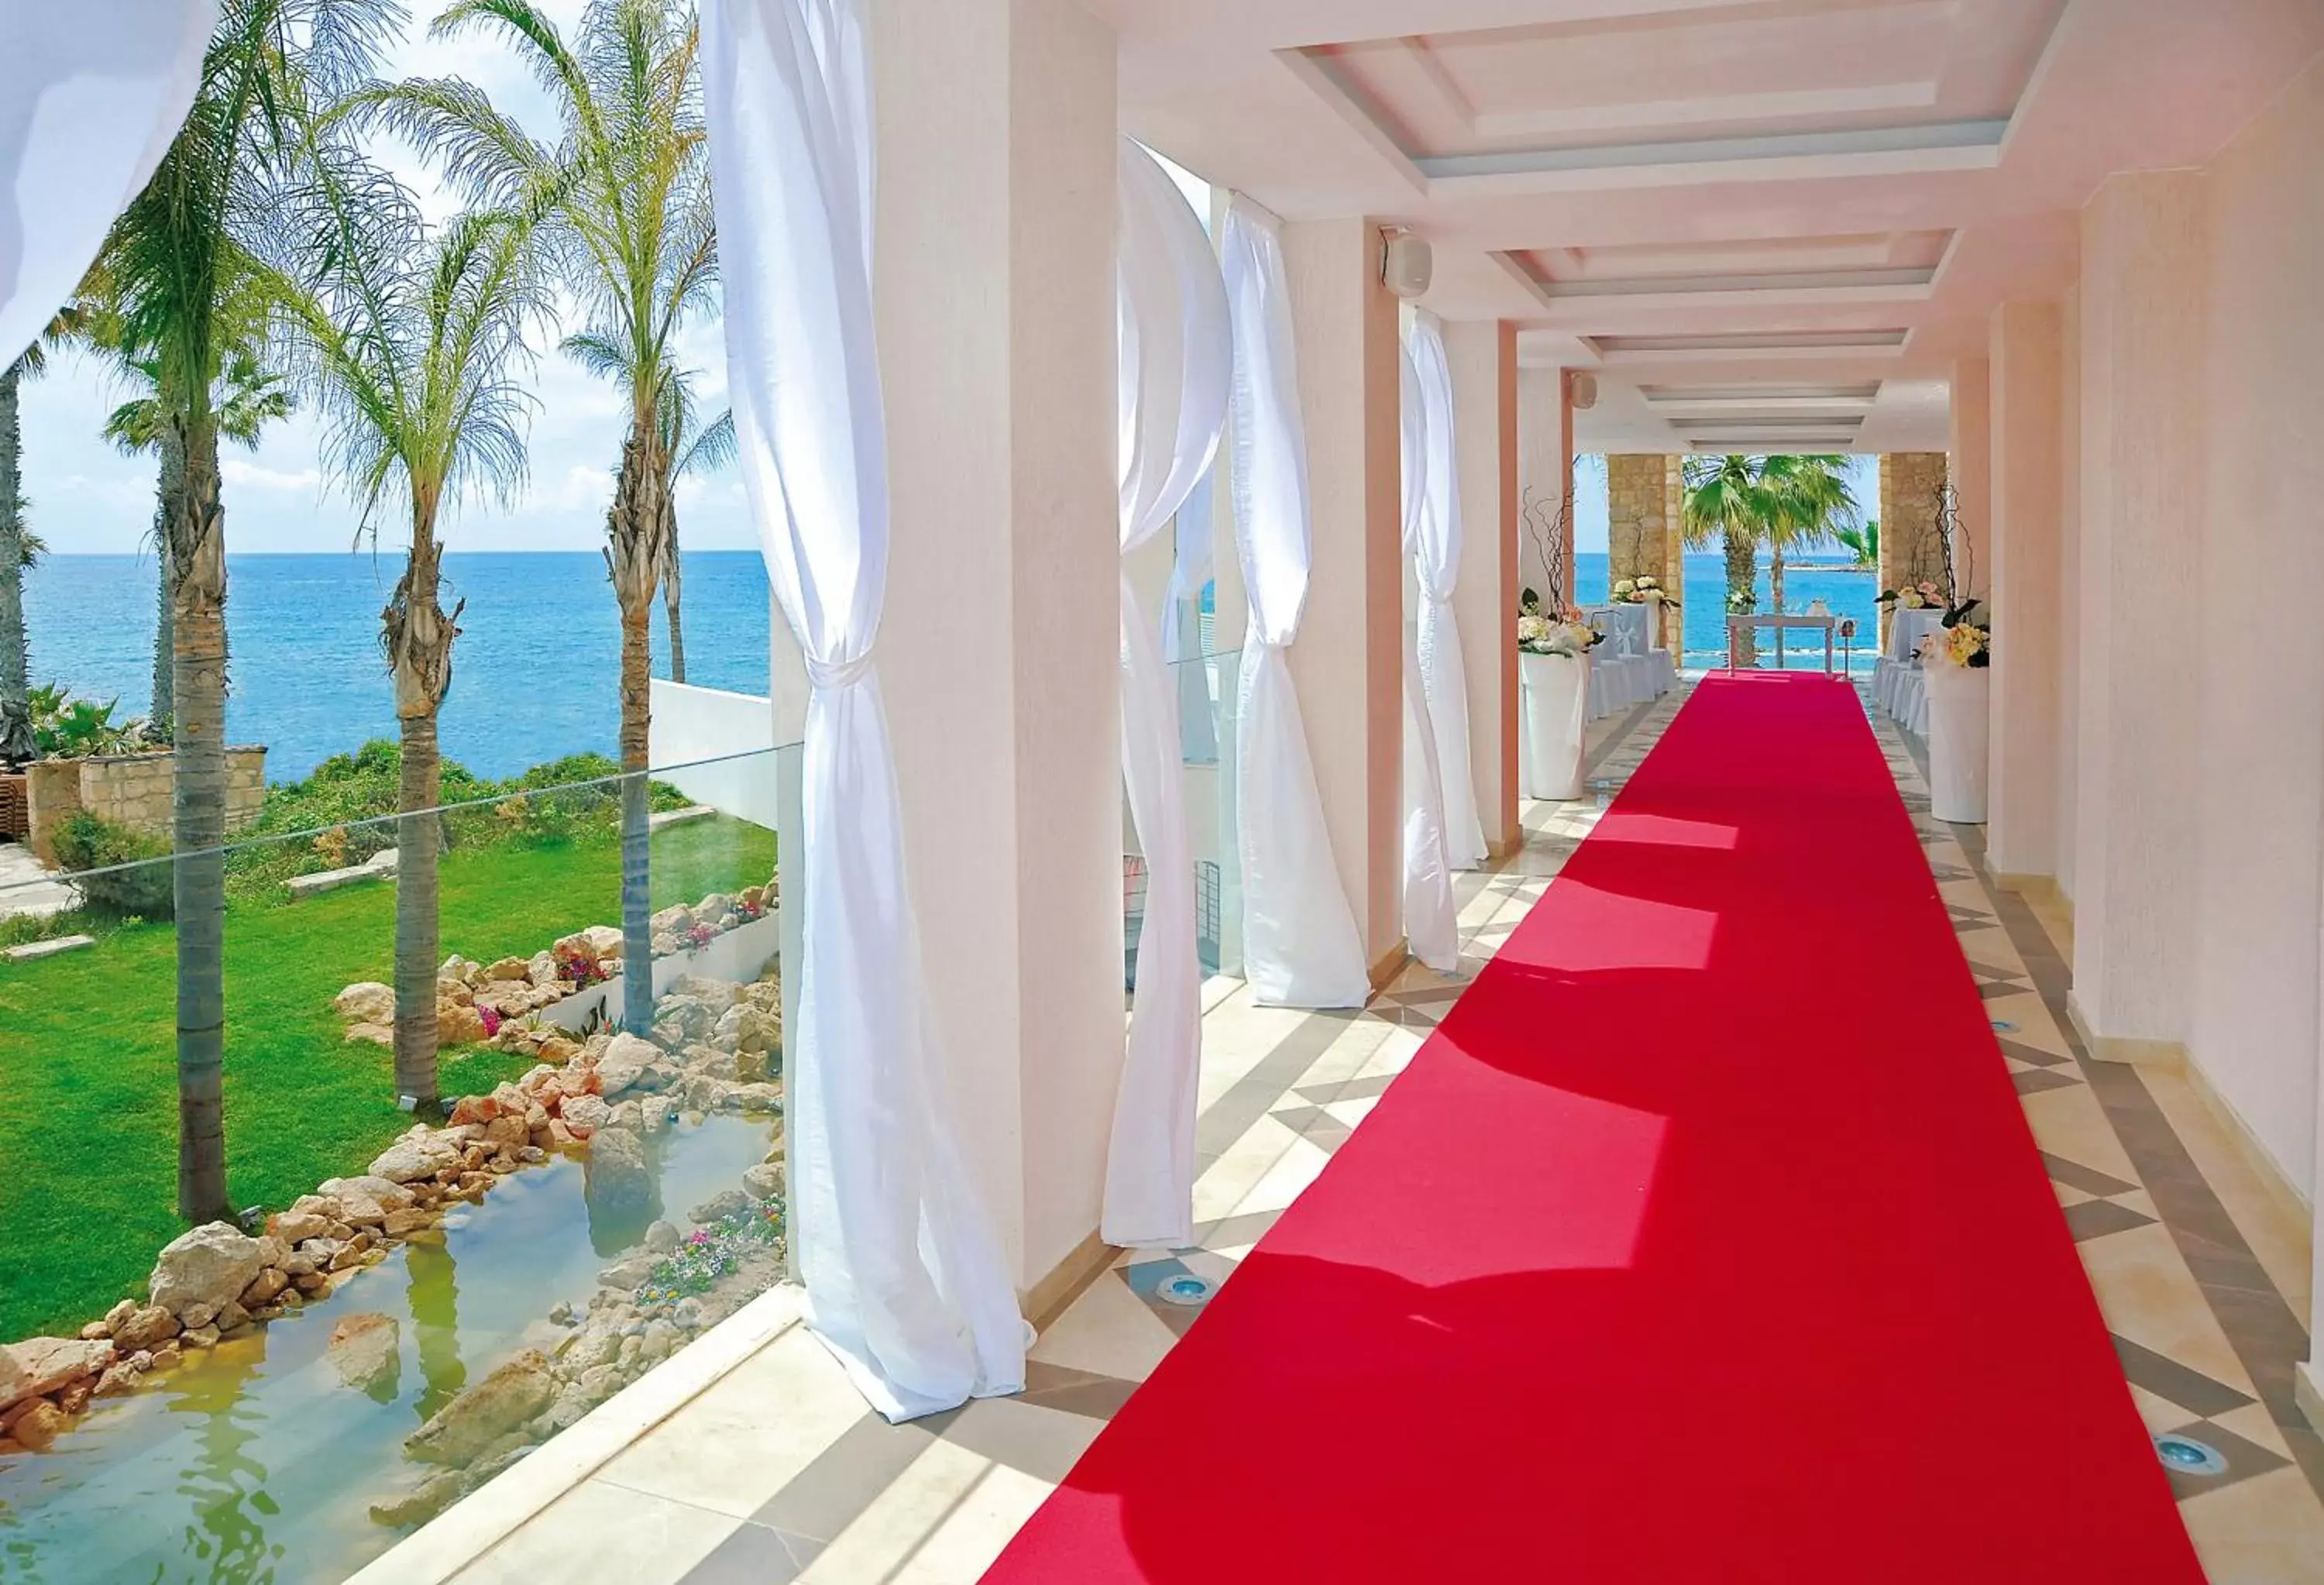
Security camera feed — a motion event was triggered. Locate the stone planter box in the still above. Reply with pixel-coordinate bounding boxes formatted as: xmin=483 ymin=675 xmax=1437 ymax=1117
xmin=537 ymin=910 xmax=784 ymax=1035
xmin=26 ymin=748 xmax=266 ymax=866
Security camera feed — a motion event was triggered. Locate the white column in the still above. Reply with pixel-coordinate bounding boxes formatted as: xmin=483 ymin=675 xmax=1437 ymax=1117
xmin=1281 ymin=218 xmax=1405 ymax=984
xmin=1950 ymin=356 xmax=1992 ymax=599
xmin=2068 ymin=170 xmax=2205 ymax=1058
xmin=1985 ymin=302 xmax=2063 ymax=883
xmin=2057 ymin=285 xmax=2082 ymax=902
xmin=1447 ymin=320 xmax=1519 ymax=856
xmin=870 ymin=0 xmax=1119 ymax=1293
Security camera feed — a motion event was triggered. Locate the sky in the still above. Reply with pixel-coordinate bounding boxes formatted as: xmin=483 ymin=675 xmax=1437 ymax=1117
xmin=1569 ymin=453 xmax=1882 ymax=556
xmin=20 ymin=0 xmax=759 ymax=559
xmin=17 ymin=13 xmax=1884 ymax=562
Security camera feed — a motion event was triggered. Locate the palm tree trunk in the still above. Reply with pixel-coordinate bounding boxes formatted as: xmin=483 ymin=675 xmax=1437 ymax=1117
xmin=0 ymin=361 xmax=32 ymax=763
xmin=1770 ymin=542 xmax=1786 ymax=668
xmin=1724 ymin=526 xmax=1758 ymax=669
xmin=152 ymin=427 xmax=184 ymax=735
xmin=609 ymin=421 xmax=669 ymax=1036
xmin=662 ymin=500 xmax=685 ymax=686
xmin=172 ymin=412 xmax=230 ymax=1223
xmin=386 ymin=523 xmax=459 ymax=1109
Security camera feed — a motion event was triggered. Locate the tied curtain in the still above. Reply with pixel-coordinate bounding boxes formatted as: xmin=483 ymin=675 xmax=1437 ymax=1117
xmin=1398 ymin=344 xmax=1459 ymax=972
xmin=1221 ymin=198 xmax=1367 ymax=1009
xmin=1404 ymin=312 xmax=1487 ymax=871
xmin=0 ymin=0 xmax=217 ymax=366
xmin=1106 ymin=138 xmax=1230 ymax=1250
xmin=702 ymin=0 xmax=1023 ymax=1423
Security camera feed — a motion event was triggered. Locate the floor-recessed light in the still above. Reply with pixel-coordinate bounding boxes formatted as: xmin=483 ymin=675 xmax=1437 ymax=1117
xmin=2154 ymin=1434 xmax=2227 ymax=1477
xmin=1156 ymin=1274 xmax=1214 ymax=1308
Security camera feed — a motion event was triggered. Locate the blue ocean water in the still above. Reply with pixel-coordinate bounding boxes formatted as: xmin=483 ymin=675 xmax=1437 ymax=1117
xmin=1574 ymin=552 xmax=1880 ymax=674
xmin=19 ymin=548 xmax=1875 ymax=786
xmin=22 ymin=552 xmax=772 ymax=782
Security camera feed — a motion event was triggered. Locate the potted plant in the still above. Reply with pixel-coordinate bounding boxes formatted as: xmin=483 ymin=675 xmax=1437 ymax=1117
xmin=1920 ymin=603 xmax=1990 ymax=823
xmin=1517 ymin=590 xmax=1601 ymax=801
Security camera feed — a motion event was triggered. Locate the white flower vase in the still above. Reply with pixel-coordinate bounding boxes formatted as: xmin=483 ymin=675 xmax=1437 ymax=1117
xmin=1520 ymin=651 xmax=1589 ymax=801
xmin=1924 ymin=664 xmax=1990 ymax=824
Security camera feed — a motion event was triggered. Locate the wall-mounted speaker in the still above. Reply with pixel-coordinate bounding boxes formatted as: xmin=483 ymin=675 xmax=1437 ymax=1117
xmin=1569 ymin=372 xmax=1600 ymax=411
xmin=1381 ymin=230 xmax=1432 ymax=299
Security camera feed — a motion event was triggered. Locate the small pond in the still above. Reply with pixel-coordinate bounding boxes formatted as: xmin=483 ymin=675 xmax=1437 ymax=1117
xmin=0 ymin=1114 xmax=773 ymax=1584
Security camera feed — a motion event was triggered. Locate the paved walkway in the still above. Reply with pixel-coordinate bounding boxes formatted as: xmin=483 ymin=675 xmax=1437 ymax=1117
xmin=0 ymin=842 xmax=77 ymax=922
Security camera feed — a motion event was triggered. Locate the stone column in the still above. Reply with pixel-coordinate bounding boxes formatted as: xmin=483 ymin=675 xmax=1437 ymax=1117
xmin=1605 ymin=454 xmax=1669 ymax=587
xmin=1283 ymin=217 xmax=1405 ymax=985
xmin=1446 ymin=319 xmax=1520 ymax=857
xmin=1986 ymin=302 xmax=2064 ymax=885
xmin=2068 ymin=169 xmax=2205 ymax=1060
xmin=870 ymin=0 xmax=1120 ymax=1296
xmin=1877 ymin=451 xmax=1949 ymax=642
xmin=1951 ymin=357 xmax=1992 ymax=602
xmin=1665 ymin=455 xmax=1686 ymax=655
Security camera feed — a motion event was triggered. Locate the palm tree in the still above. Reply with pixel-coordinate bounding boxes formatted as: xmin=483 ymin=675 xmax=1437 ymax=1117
xmin=0 ymin=311 xmax=83 ymax=764
xmin=383 ymin=0 xmax=715 ymax=1033
xmin=275 ymin=147 xmax=544 ymax=1109
xmin=655 ymin=378 xmax=731 ymax=686
xmin=1682 ymin=454 xmax=1771 ymax=667
xmin=98 ymin=0 xmax=398 ymax=1222
xmin=1758 ymin=454 xmax=1860 ymax=617
xmin=98 ymin=317 xmax=295 ymax=736
xmin=1833 ymin=518 xmax=1879 ymax=569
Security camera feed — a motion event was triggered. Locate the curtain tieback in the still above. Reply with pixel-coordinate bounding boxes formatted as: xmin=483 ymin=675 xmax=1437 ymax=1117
xmin=807 ymin=654 xmax=877 ymax=692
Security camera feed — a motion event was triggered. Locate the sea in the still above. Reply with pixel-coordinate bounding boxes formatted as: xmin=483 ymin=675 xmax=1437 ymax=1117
xmin=22 ymin=549 xmax=1876 ymax=784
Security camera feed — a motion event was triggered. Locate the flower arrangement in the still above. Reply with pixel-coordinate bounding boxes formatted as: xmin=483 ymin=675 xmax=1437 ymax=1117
xmin=1918 ymin=619 xmax=1990 ymax=669
xmin=476 ymin=1004 xmax=504 ymax=1040
xmin=1726 ymin=588 xmax=1757 ymax=615
xmin=633 ymin=1196 xmax=787 ymax=1309
xmin=1516 ymin=590 xmax=1601 ymax=658
xmin=685 ymin=921 xmax=718 ymax=951
xmin=1612 ymin=576 xmax=1669 ymax=606
xmin=1879 ymin=579 xmax=1947 ymax=610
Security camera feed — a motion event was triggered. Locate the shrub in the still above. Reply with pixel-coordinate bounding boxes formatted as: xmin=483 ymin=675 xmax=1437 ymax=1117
xmin=53 ymin=811 xmax=174 ymax=920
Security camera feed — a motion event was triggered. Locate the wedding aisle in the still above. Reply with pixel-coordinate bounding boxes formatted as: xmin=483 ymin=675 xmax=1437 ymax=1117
xmin=981 ymin=673 xmax=2199 ymax=1583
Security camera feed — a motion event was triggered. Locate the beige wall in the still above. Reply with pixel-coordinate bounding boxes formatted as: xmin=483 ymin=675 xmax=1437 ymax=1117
xmin=2186 ymin=56 xmax=2324 ymax=1199
xmin=2070 ymin=169 xmax=2205 ymax=1057
xmin=1447 ymin=320 xmax=1519 ymax=855
xmin=871 ymin=0 xmax=1120 ymax=1290
xmin=1284 ymin=217 xmax=1404 ymax=979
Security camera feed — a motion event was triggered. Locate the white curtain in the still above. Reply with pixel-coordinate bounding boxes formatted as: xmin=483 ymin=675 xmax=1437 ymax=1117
xmin=702 ymin=0 xmax=1023 ymax=1424
xmin=1399 ymin=345 xmax=1459 ymax=972
xmin=0 ymin=0 xmax=217 ymax=367
xmin=1221 ymin=198 xmax=1368 ymax=1009
xmin=1404 ymin=312 xmax=1488 ymax=869
xmin=1106 ymin=139 xmax=1230 ymax=1250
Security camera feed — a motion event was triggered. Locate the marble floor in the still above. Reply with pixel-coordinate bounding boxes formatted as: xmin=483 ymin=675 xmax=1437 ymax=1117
xmin=384 ymin=679 xmax=2324 ymax=1583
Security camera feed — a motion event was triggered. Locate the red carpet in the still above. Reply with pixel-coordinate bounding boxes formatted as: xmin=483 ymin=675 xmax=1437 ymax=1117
xmin=985 ymin=675 xmax=2201 ymax=1583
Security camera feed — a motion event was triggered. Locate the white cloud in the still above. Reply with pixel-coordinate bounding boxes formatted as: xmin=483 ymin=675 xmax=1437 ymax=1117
xmin=219 ymin=457 xmax=324 ymax=492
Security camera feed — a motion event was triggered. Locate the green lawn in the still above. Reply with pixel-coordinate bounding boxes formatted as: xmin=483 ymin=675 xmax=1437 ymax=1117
xmin=0 ymin=814 xmax=776 ymax=1340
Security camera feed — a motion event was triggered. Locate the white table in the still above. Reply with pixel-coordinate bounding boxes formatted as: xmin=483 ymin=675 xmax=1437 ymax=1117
xmin=1876 ymin=608 xmax=1945 ymax=716
xmin=1724 ymin=614 xmax=1838 ymax=673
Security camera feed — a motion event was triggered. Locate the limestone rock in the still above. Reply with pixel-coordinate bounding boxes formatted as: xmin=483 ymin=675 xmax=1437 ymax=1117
xmin=403 ymin=1349 xmax=556 ymax=1467
xmin=149 ymin=1224 xmax=267 ymax=1318
xmin=113 ymin=1305 xmax=180 ymax=1353
xmin=240 ymin=1268 xmax=290 ymax=1309
xmin=368 ymin=1136 xmax=459 ymax=1184
xmin=1 ymin=1338 xmax=115 ymax=1411
xmin=370 ymin=1467 xmax=473 ymax=1529
xmin=328 ymin=1313 xmax=402 ymax=1397
xmin=345 ymin=1022 xmax=394 ymax=1047
xmin=725 ymin=1083 xmax=784 ymax=1115
xmin=6 ymin=1400 xmax=66 ymax=1452
xmin=555 ymin=926 xmax=624 ymax=961
xmin=560 ymin=1093 xmax=610 ymax=1139
xmin=437 ymin=1002 xmax=489 ymax=1047
xmin=741 ymin=1163 xmax=784 ymax=1202
xmin=584 ymin=1126 xmax=654 ymax=1225
xmin=594 ymin=1033 xmax=660 ymax=1098
xmin=483 ymin=956 xmax=531 ymax=984
xmin=333 ymin=982 xmax=394 ymax=1023
xmin=689 ymin=1188 xmax=751 ymax=1226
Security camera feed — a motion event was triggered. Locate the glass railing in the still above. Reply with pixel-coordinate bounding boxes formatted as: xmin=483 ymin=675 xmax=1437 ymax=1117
xmin=1126 ymin=648 xmax=1242 ymax=997
xmin=0 ymin=742 xmax=797 ymax=1583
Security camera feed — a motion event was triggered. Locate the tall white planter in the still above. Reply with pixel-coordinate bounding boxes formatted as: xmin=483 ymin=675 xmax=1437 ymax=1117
xmin=1520 ymin=652 xmax=1590 ymax=801
xmin=1924 ymin=665 xmax=1991 ymax=824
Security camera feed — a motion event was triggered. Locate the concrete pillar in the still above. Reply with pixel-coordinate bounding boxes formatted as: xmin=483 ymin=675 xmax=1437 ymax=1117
xmin=1985 ymin=304 xmax=2064 ymax=885
xmin=1447 ymin=319 xmax=1520 ymax=857
xmin=1950 ymin=357 xmax=1992 ymax=600
xmin=2068 ymin=169 xmax=2206 ymax=1058
xmin=1283 ymin=217 xmax=1404 ymax=984
xmin=870 ymin=0 xmax=1119 ymax=1295
xmin=1556 ymin=374 xmax=1577 ymax=606
xmin=2058 ymin=286 xmax=2082 ymax=903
